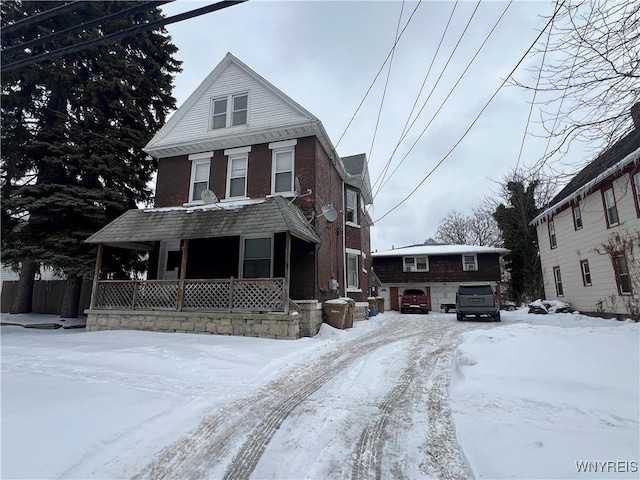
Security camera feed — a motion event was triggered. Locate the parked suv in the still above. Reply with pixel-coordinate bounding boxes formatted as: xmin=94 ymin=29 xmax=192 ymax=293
xmin=400 ymin=289 xmax=429 ymax=314
xmin=455 ymin=283 xmax=500 ymax=321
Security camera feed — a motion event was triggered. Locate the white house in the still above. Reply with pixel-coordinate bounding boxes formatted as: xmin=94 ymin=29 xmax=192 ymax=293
xmin=531 ymin=105 xmax=640 ymax=319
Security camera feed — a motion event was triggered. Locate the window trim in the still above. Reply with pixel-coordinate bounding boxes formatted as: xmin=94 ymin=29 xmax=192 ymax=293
xmin=210 ymin=92 xmax=249 ymax=130
xmin=347 ymin=253 xmax=359 ymax=289
xmin=632 ymin=170 xmax=640 ymax=218
xmin=270 ymin=146 xmax=295 ymax=196
xmin=553 ymin=266 xmax=564 ymax=297
xmin=580 ymin=259 xmax=592 ymax=287
xmin=403 ymin=256 xmax=429 ymax=272
xmin=614 ymin=253 xmax=633 ymax=295
xmin=602 ymin=186 xmax=619 ymax=228
xmin=239 ymin=234 xmax=273 ymax=279
xmin=572 ymin=203 xmax=583 ymax=230
xmin=462 ymin=254 xmax=478 ymax=271
xmin=346 ymin=189 xmax=358 ymax=225
xmin=548 ymin=220 xmax=557 ymax=249
xmin=187 ymin=153 xmax=212 ymax=205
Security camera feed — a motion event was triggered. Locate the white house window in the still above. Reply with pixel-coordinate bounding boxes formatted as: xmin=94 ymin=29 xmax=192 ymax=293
xmin=242 ymin=236 xmax=272 ymax=279
xmin=188 ymin=152 xmax=213 ymax=204
xmin=549 ymin=220 xmax=557 ymax=249
xmin=633 ymin=172 xmax=640 ymax=216
xmin=616 ymin=254 xmax=632 ymax=295
xmin=580 ymin=259 xmax=592 ymax=286
xmin=553 ymin=266 xmax=564 ymax=296
xmin=346 ymin=190 xmax=358 ymax=224
xmin=403 ymin=256 xmax=428 ymax=272
xmin=347 ymin=253 xmax=359 ymax=288
xmin=572 ymin=204 xmax=582 ymax=230
xmin=462 ymin=254 xmax=478 ymax=271
xmin=227 ymin=155 xmax=247 ymax=198
xmin=603 ymin=187 xmax=619 ymax=227
xmin=211 ymin=92 xmax=248 ymax=130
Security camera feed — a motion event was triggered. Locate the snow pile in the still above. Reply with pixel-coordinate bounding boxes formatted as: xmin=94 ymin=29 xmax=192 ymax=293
xmin=529 ymin=298 xmax=574 ymax=313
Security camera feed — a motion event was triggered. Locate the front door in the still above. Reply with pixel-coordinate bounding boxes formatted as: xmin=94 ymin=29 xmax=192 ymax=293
xmin=390 ymin=286 xmax=399 ymax=311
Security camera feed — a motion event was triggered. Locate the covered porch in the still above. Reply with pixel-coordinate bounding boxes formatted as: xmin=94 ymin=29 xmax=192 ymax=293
xmin=84 ymin=197 xmax=324 ymax=337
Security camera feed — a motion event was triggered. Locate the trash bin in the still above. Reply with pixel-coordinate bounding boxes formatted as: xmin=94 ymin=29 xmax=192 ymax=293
xmin=368 ymin=297 xmax=378 ymax=317
xmin=336 ymin=297 xmax=356 ymax=328
xmin=323 ymin=300 xmax=348 ymax=329
xmin=376 ymin=296 xmax=385 ymax=313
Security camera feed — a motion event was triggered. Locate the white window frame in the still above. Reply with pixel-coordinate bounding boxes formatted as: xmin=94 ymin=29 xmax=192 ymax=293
xmin=615 ymin=254 xmax=632 ymax=295
xmin=346 ymin=189 xmax=358 ymax=225
xmin=210 ymin=92 xmax=249 ymax=130
xmin=347 ymin=253 xmax=359 ymax=289
xmin=187 ymin=152 xmax=213 ymax=205
xmin=633 ymin=172 xmax=640 ymax=216
xmin=549 ymin=220 xmax=557 ymax=249
xmin=603 ymin=187 xmax=619 ymax=227
xmin=240 ymin=234 xmax=273 ymax=279
xmin=573 ymin=204 xmax=583 ymax=230
xmin=553 ymin=266 xmax=564 ymax=297
xmin=403 ymin=256 xmax=429 ymax=272
xmin=224 ymin=146 xmax=251 ymax=200
xmin=580 ymin=259 xmax=592 ymax=287
xmin=269 ymin=139 xmax=297 ymax=196
xmin=462 ymin=254 xmax=478 ymax=271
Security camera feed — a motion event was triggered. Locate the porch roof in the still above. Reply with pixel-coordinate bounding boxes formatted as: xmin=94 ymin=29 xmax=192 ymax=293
xmin=85 ymin=196 xmax=321 ymax=249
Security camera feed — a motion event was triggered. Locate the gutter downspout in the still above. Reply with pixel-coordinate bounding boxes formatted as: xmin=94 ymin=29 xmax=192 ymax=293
xmin=342 ymin=180 xmax=347 ymax=298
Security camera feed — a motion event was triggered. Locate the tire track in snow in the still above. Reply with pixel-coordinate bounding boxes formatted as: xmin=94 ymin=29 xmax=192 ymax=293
xmin=135 ymin=319 xmax=423 ymax=480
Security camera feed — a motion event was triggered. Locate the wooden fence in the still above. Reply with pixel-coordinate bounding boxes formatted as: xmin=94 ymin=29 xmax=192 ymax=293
xmin=1 ymin=280 xmax=92 ymax=315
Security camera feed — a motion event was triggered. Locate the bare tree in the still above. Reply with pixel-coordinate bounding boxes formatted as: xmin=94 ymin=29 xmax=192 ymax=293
xmin=512 ymin=0 xmax=639 ymax=169
xmin=434 ymin=200 xmax=502 ymax=247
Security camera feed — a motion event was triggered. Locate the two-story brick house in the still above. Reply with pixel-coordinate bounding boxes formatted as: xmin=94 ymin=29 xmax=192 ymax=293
xmin=531 ymin=104 xmax=640 ymax=320
xmin=84 ymin=53 xmax=372 ymax=338
xmin=372 ymin=244 xmax=509 ymax=312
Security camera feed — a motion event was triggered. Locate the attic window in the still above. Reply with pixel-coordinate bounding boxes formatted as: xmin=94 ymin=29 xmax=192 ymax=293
xmin=211 ymin=93 xmax=248 ymax=130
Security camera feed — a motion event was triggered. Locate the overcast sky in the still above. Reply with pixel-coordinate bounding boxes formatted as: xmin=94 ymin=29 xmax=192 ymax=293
xmin=159 ymin=0 xmax=572 ymax=251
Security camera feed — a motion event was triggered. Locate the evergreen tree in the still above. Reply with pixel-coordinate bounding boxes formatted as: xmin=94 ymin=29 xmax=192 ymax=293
xmin=493 ymin=179 xmax=545 ymax=304
xmin=1 ymin=1 xmax=181 ymax=316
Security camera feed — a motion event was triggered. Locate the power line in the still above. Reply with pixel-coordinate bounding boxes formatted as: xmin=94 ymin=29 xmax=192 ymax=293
xmin=1 ymin=1 xmax=173 ymax=58
xmin=373 ymin=0 xmax=566 ymax=225
xmin=1 ymin=1 xmax=84 ymax=38
xmin=2 ymin=1 xmax=247 ymax=72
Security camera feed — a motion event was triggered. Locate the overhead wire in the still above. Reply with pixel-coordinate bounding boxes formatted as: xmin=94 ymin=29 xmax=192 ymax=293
xmin=1 ymin=1 xmax=83 ymax=38
xmin=374 ymin=0 xmax=512 ymax=200
xmin=2 ymin=0 xmax=247 ymax=72
xmin=373 ymin=0 xmax=566 ymax=225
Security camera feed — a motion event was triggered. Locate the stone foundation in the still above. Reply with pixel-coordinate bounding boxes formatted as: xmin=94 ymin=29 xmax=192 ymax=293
xmin=85 ymin=309 xmax=301 ymax=339
xmin=294 ymin=300 xmax=324 ymax=337
xmin=354 ymin=302 xmax=369 ymax=321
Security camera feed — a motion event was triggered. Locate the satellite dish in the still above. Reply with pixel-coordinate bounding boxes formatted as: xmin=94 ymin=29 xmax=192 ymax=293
xmin=321 ymin=204 xmax=338 ymax=222
xmin=294 ymin=177 xmax=301 ymax=196
xmin=201 ymin=189 xmax=219 ymax=204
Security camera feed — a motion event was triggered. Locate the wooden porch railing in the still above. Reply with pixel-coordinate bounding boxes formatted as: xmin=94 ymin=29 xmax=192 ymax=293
xmin=91 ymin=278 xmax=287 ymax=313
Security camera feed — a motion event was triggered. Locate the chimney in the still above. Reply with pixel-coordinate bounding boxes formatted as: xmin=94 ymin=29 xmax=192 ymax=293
xmin=631 ymin=102 xmax=640 ymax=130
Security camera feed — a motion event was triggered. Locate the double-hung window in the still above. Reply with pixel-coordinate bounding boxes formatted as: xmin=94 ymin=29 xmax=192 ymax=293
xmin=603 ymin=187 xmax=619 ymax=227
xmin=462 ymin=254 xmax=478 ymax=271
xmin=404 ymin=256 xmax=428 ymax=272
xmin=242 ymin=236 xmax=272 ymax=279
xmin=347 ymin=253 xmax=359 ymax=289
xmin=188 ymin=152 xmax=212 ymax=204
xmin=615 ymin=254 xmax=632 ymax=295
xmin=572 ymin=204 xmax=583 ymax=230
xmin=269 ymin=139 xmax=296 ymax=195
xmin=580 ymin=260 xmax=592 ymax=286
xmin=224 ymin=146 xmax=251 ymax=199
xmin=633 ymin=172 xmax=640 ymax=217
xmin=549 ymin=220 xmax=557 ymax=249
xmin=553 ymin=266 xmax=564 ymax=296
xmin=346 ymin=190 xmax=358 ymax=224
xmin=211 ymin=93 xmax=248 ymax=130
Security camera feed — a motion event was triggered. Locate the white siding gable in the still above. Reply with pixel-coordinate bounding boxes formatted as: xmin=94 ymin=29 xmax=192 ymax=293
xmin=146 ymin=53 xmax=317 ymax=155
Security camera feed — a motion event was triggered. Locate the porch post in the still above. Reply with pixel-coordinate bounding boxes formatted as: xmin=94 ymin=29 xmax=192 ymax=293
xmin=283 ymin=231 xmax=291 ymax=314
xmin=177 ymin=239 xmax=189 ymax=311
xmin=89 ymin=243 xmax=104 ymax=309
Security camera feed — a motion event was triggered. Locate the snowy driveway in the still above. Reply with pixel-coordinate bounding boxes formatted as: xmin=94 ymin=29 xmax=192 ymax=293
xmin=133 ymin=313 xmax=488 ymax=480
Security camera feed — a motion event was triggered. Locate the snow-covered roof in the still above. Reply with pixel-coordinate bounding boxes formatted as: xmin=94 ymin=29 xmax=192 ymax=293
xmin=371 ymin=244 xmax=509 ymax=257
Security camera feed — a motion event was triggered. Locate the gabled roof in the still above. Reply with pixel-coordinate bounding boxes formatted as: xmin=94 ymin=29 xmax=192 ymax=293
xmin=372 ymin=244 xmax=509 ymax=257
xmin=85 ymin=196 xmax=321 ymax=249
xmin=343 ymin=153 xmax=373 ymax=204
xmin=532 ymin=128 xmax=640 ymax=225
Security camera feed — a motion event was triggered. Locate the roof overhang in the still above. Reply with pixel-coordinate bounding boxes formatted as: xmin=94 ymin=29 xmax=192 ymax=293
xmin=86 ymin=196 xmax=321 ymax=249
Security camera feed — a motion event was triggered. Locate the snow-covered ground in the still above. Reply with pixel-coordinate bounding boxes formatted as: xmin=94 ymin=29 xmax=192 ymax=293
xmin=1 ymin=309 xmax=638 ymax=479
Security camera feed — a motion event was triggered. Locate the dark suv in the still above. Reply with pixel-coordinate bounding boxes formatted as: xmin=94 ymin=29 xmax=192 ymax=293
xmin=400 ymin=289 xmax=429 ymax=314
xmin=455 ymin=283 xmax=500 ymax=321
